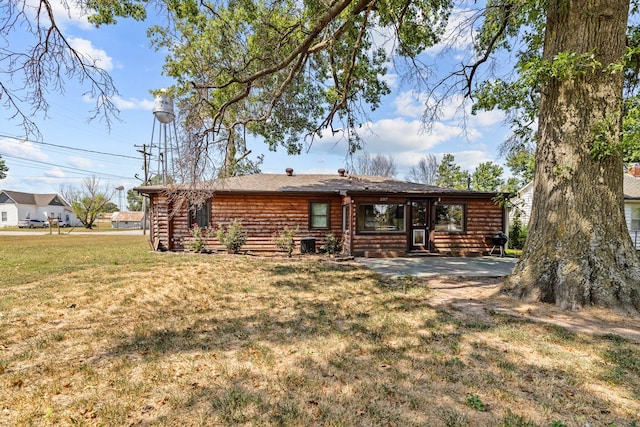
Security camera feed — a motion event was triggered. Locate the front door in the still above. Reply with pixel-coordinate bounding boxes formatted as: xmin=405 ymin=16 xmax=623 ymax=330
xmin=409 ymin=200 xmax=430 ymax=251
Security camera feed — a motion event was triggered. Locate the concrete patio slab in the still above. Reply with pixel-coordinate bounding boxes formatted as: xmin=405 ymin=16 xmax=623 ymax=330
xmin=355 ymin=256 xmax=518 ymax=278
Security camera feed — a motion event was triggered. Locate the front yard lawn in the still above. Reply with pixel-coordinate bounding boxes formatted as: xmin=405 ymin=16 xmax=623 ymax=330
xmin=0 ymin=234 xmax=638 ymax=425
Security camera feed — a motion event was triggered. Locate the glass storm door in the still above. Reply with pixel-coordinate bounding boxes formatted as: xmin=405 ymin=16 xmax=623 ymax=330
xmin=410 ymin=200 xmax=430 ymax=251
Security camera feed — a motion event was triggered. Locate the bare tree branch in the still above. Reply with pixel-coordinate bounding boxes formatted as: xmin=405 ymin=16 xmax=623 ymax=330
xmin=0 ymin=0 xmax=120 ymax=138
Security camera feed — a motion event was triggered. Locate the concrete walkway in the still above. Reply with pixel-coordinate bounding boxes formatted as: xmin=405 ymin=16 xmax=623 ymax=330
xmin=356 ymin=256 xmax=518 ymax=278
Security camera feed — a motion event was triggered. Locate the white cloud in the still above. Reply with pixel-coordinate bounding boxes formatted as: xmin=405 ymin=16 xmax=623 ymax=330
xmin=440 ymin=150 xmax=495 ymax=171
xmin=365 ymin=116 xmax=484 ymax=152
xmin=68 ymin=37 xmax=114 ymax=71
xmin=430 ymin=93 xmax=468 ymax=122
xmin=44 ymin=168 xmax=65 ymax=178
xmin=470 ymin=109 xmax=505 ymax=128
xmin=0 ymin=139 xmax=49 ymax=162
xmin=82 ymin=94 xmax=155 ymax=111
xmin=25 ymin=0 xmax=93 ymax=30
xmin=393 ymin=91 xmax=427 ymax=118
xmin=67 ymin=156 xmax=94 ymax=169
xmin=359 ymin=118 xmax=453 ymax=153
xmin=309 ymin=114 xmax=480 ymax=158
xmin=381 ymin=72 xmax=399 ymax=90
xmin=113 ymin=96 xmax=155 ymax=111
xmin=51 ymin=2 xmax=93 ymax=30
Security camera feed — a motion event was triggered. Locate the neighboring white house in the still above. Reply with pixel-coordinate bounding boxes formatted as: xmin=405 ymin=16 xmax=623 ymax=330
xmin=507 ymin=181 xmax=534 ymax=227
xmin=0 ymin=190 xmax=78 ymax=227
xmin=624 ymin=172 xmax=640 ymax=249
xmin=509 ymin=171 xmax=640 ymax=249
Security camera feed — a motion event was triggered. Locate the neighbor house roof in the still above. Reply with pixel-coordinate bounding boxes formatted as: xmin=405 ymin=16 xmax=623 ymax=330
xmin=515 ymin=174 xmax=640 ymax=201
xmin=111 ymin=212 xmax=145 ymax=222
xmin=624 ymin=173 xmax=640 ymax=199
xmin=0 ymin=190 xmax=70 ymax=207
xmin=135 ymin=171 xmax=500 ymax=198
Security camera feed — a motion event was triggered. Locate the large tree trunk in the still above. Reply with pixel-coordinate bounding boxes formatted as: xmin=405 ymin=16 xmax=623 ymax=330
xmin=505 ymin=0 xmax=640 ymax=311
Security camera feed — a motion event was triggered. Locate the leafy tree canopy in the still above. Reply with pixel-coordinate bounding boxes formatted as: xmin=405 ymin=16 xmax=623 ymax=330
xmin=102 ymin=201 xmax=119 ymax=213
xmin=471 ymin=161 xmax=504 ymax=192
xmin=89 ymin=0 xmax=453 ymax=158
xmin=60 ymin=177 xmax=115 ymax=229
xmin=472 ymin=0 xmax=640 ymax=172
xmin=127 ymin=188 xmax=143 ymax=211
xmin=436 ymin=154 xmax=469 ymax=190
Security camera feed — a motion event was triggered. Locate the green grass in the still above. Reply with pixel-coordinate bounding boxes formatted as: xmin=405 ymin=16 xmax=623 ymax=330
xmin=1 ymin=218 xmax=129 ymax=233
xmin=0 ymin=234 xmax=156 ymax=286
xmin=505 ymin=248 xmax=522 ymax=257
xmin=0 ymin=234 xmax=639 ymax=426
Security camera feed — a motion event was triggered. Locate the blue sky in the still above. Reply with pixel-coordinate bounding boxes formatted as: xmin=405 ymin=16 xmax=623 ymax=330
xmin=0 ymin=1 xmax=511 ymax=200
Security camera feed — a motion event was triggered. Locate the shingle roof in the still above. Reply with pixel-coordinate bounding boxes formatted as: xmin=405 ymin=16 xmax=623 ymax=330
xmin=111 ymin=212 xmax=145 ymax=222
xmin=624 ymin=174 xmax=640 ymax=199
xmin=136 ymin=173 xmax=497 ymax=197
xmin=0 ymin=190 xmax=69 ymax=206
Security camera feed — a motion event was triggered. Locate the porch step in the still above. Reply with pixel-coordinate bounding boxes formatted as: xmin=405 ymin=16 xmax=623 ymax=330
xmin=407 ymin=251 xmax=440 ymax=257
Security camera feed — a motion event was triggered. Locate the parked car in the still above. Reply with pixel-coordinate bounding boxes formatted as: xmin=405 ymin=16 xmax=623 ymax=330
xmin=52 ymin=219 xmax=68 ymax=227
xmin=18 ymin=219 xmax=48 ymax=228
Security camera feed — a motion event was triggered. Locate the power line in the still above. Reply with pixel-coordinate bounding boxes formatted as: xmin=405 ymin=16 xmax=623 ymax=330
xmin=0 ymin=132 xmax=140 ymax=160
xmin=1 ymin=154 xmax=135 ymax=179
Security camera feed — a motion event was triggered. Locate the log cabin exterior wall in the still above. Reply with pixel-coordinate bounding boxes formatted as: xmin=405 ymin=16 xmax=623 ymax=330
xmin=431 ymin=197 xmax=504 ymax=255
xmin=149 ymin=193 xmax=171 ymax=251
xmin=174 ymin=194 xmax=345 ymax=253
xmin=350 ymin=196 xmax=408 ymax=256
xmin=138 ymin=173 xmax=507 ymax=257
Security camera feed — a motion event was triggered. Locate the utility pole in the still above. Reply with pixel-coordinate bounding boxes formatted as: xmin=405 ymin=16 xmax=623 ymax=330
xmin=136 ymin=144 xmax=151 ymax=235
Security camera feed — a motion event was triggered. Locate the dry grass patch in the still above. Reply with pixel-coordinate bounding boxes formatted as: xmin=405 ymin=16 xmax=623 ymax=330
xmin=0 ymin=235 xmax=639 ymax=426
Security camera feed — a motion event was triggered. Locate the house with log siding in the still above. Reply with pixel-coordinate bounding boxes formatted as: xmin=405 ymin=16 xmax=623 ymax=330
xmin=135 ymin=169 xmax=507 ymax=257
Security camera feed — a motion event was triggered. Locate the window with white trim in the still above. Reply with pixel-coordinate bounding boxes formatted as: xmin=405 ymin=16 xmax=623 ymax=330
xmin=309 ymin=202 xmax=329 ymax=229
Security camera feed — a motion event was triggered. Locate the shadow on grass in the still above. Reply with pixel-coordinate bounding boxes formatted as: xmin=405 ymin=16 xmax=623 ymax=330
xmin=99 ymin=260 xmax=639 ymax=426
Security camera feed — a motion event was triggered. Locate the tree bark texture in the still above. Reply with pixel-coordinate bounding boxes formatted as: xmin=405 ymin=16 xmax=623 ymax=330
xmin=505 ymin=0 xmax=640 ymax=311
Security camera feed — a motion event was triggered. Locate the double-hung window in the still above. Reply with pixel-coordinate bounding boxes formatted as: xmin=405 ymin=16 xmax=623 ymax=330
xmin=309 ymin=202 xmax=329 ymax=229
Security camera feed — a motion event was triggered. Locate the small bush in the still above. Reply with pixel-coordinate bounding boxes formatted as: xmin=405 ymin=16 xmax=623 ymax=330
xmin=321 ymin=233 xmax=343 ymax=255
xmin=215 ymin=220 xmax=247 ymax=254
xmin=508 ymin=210 xmax=527 ymax=250
xmin=272 ymin=227 xmax=298 ymax=257
xmin=188 ymin=223 xmax=213 ymax=253
xmin=465 ymin=394 xmax=487 ymax=412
